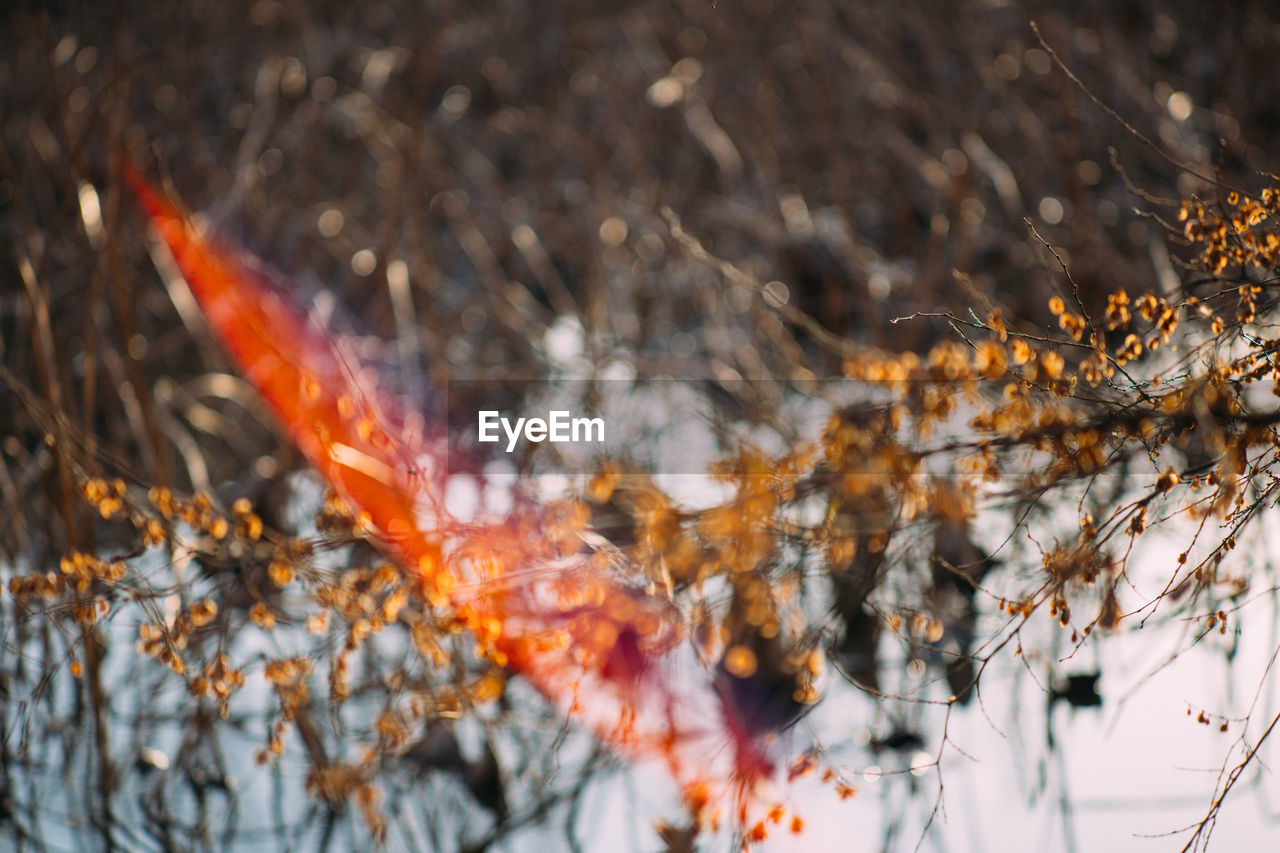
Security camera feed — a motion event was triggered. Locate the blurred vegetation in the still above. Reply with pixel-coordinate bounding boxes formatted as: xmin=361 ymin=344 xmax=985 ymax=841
xmin=6 ymin=1 xmax=1280 ymax=851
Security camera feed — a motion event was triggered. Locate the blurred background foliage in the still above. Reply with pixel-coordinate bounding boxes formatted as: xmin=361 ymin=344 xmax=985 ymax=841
xmin=6 ymin=1 xmax=1280 ymax=851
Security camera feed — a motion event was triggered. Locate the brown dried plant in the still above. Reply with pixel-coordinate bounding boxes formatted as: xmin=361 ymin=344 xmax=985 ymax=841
xmin=6 ymin=3 xmax=1280 ymax=853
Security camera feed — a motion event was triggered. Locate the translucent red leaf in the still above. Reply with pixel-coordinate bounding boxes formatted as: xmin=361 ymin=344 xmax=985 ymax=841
xmin=124 ymin=163 xmax=787 ymax=834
